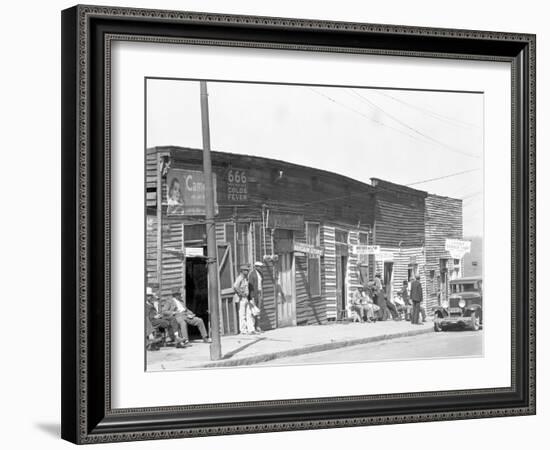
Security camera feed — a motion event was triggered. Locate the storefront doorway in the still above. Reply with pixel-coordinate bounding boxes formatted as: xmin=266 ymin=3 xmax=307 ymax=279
xmin=276 ymin=252 xmax=295 ymax=327
xmin=439 ymin=259 xmax=449 ymax=305
xmin=185 ymin=256 xmax=209 ymax=339
xmin=273 ymin=229 xmax=296 ymax=327
xmin=336 ymin=255 xmax=347 ymax=319
xmin=384 ymin=261 xmax=394 ymax=301
xmin=334 ymin=230 xmax=349 ymax=320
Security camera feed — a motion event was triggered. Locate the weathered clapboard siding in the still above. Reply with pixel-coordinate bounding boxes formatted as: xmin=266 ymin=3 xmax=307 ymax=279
xmin=321 ymin=226 xmax=337 ymax=320
xmin=146 ymin=215 xmax=158 ymax=287
xmin=146 ymin=150 xmax=158 ymax=208
xmin=215 ymin=223 xmax=226 ymax=243
xmin=160 ymin=217 xmax=184 ymax=299
xmin=371 ymin=178 xmax=426 ymax=248
xmin=255 ymin=226 xmax=276 ymax=330
xmin=152 ymin=146 xmax=375 ymax=227
xmin=145 ymin=214 xmax=185 ymax=299
xmin=424 ymin=194 xmax=463 ymax=312
xmin=294 ymin=228 xmax=326 ymax=325
xmin=374 ymin=247 xmax=427 ymax=302
xmin=345 ymin=231 xmax=361 ymax=314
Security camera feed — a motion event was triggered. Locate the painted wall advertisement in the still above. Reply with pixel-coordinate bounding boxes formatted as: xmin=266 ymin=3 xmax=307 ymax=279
xmin=166 ymin=169 xmax=218 ymax=216
xmin=226 ymin=169 xmax=248 ymax=202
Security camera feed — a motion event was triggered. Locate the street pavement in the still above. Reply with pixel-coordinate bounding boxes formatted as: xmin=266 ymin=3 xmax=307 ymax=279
xmin=146 ymin=319 xmax=438 ymax=371
xmin=257 ymin=330 xmax=484 ymax=366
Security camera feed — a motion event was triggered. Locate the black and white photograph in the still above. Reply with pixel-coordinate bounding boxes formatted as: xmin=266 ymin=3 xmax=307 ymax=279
xmin=144 ymin=79 xmax=484 ymax=371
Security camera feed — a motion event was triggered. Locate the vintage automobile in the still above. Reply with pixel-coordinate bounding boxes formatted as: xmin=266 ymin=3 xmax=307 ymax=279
xmin=433 ymin=276 xmax=482 ymax=332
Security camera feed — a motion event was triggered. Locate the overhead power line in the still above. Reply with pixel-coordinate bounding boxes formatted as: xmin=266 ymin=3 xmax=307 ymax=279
xmin=374 ymin=90 xmax=482 ymax=130
xmin=460 ymin=190 xmax=482 ymax=200
xmin=310 ymin=87 xmax=481 ymax=160
xmin=406 ymin=168 xmax=482 ymax=186
xmin=349 ymin=89 xmax=481 ymax=159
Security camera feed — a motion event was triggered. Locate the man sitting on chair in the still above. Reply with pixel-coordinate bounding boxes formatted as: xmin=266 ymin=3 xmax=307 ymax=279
xmin=160 ymin=289 xmax=211 ymax=344
xmin=349 ymin=288 xmax=366 ymax=322
xmin=145 ymin=287 xmax=181 ymax=349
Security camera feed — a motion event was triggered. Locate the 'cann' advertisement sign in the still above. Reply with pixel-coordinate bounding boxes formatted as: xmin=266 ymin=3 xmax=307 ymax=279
xmin=166 ymin=169 xmax=218 ymax=216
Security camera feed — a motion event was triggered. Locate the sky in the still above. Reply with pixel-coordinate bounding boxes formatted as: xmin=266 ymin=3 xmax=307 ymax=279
xmin=146 ymin=79 xmax=484 ymax=238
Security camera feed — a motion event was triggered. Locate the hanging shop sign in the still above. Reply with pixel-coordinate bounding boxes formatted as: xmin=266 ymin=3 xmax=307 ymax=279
xmin=184 ymin=247 xmax=206 ymax=257
xmin=353 ymin=244 xmax=381 ymax=255
xmin=293 ymin=242 xmax=324 ymax=257
xmin=166 ymin=169 xmax=218 ymax=216
xmin=445 ymin=238 xmax=471 ymax=259
xmin=226 ymin=169 xmax=248 ymax=202
xmin=268 ymin=212 xmax=305 ymax=231
xmin=376 ymin=251 xmax=394 ymax=261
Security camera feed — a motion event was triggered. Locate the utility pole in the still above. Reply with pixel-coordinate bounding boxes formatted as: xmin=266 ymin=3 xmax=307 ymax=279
xmin=200 ymin=81 xmax=222 ymax=360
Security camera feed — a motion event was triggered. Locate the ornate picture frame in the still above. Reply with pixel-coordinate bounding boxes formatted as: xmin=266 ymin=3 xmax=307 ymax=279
xmin=61 ymin=4 xmax=535 ymax=444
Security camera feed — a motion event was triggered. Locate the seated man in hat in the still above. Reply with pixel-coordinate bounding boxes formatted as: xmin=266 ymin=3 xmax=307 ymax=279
xmin=145 ymin=287 xmax=182 ymax=349
xmin=349 ymin=287 xmax=368 ymax=322
xmin=160 ymin=289 xmax=211 ymax=344
xmin=373 ymin=273 xmax=388 ymax=320
xmin=360 ymin=285 xmax=378 ymax=322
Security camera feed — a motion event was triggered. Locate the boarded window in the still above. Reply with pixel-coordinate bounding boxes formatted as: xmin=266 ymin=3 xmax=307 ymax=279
xmin=273 ymin=229 xmax=293 ymax=253
xmin=236 ymin=223 xmax=251 ymax=269
xmin=335 ymin=229 xmax=348 ymax=244
xmin=253 ymin=222 xmax=263 ymax=263
xmin=358 ymin=232 xmax=369 ymax=265
xmin=184 ymin=223 xmax=206 ymax=245
xmin=306 ymin=222 xmax=321 ymax=297
xmin=225 ymin=223 xmax=235 ymax=246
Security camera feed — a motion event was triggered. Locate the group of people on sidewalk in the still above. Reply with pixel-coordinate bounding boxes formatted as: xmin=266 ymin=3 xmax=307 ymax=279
xmin=145 ymin=260 xmax=265 ymax=351
xmin=145 ymin=261 xmax=428 ymax=351
xmin=233 ymin=262 xmax=264 ymax=335
xmin=349 ymin=274 xmax=426 ymax=325
xmin=145 ymin=287 xmax=211 ymax=351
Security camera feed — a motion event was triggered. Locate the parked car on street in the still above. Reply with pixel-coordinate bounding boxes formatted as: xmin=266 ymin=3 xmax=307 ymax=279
xmin=433 ymin=276 xmax=483 ymax=332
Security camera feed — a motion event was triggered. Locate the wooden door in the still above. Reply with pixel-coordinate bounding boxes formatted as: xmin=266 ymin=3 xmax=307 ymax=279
xmin=276 ymin=253 xmax=295 ymax=327
xmin=336 ymin=256 xmax=347 ymax=318
xmin=384 ymin=262 xmax=394 ymax=301
xmin=217 ymin=243 xmax=238 ymax=335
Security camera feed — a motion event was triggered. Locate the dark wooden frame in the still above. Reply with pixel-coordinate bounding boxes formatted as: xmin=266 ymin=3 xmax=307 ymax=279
xmin=61 ymin=4 xmax=536 ymax=444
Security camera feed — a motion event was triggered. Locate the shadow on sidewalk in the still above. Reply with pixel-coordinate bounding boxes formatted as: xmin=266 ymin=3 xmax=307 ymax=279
xmin=223 ymin=336 xmax=267 ymax=360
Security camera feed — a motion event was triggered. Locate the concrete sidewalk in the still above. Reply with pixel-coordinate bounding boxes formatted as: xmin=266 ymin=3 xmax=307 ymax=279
xmin=147 ymin=319 xmax=434 ymax=371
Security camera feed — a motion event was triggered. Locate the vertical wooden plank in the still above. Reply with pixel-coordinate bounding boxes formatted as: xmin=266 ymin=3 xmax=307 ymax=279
xmin=321 ymin=225 xmax=337 ymax=320
xmin=156 ymin=152 xmax=163 ymax=293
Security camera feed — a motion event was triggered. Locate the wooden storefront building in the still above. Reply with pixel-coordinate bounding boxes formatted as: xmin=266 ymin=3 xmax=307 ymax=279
xmin=146 ymin=146 xmax=465 ymax=335
xmin=370 ymin=178 xmax=429 ymax=306
xmin=424 ymin=194 xmax=465 ymax=311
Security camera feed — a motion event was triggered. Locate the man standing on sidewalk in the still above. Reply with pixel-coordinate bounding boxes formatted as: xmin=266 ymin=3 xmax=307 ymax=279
xmin=400 ymin=279 xmax=412 ymax=321
xmin=410 ymin=275 xmax=424 ymax=325
xmin=234 ymin=264 xmax=254 ymax=334
xmin=373 ymin=273 xmax=388 ymax=320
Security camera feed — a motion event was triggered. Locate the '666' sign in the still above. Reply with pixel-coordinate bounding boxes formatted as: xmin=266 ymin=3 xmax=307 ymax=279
xmin=226 ymin=169 xmax=248 ymax=202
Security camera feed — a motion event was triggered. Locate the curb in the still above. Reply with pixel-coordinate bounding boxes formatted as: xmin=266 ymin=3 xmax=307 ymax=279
xmin=192 ymin=326 xmax=434 ymax=368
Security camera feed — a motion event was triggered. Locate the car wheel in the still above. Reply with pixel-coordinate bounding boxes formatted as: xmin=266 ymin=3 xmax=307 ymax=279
xmin=471 ymin=311 xmax=480 ymax=331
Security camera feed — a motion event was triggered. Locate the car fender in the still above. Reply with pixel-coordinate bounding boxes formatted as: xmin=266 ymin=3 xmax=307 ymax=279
xmin=464 ymin=304 xmax=482 ymax=319
xmin=432 ymin=306 xmax=448 ymax=318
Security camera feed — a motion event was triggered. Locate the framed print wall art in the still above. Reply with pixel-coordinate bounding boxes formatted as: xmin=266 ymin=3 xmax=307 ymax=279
xmin=61 ymin=4 xmax=536 ymax=444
